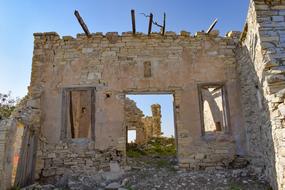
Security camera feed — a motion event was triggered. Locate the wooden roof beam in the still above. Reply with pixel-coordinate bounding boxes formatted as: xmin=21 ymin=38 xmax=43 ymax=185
xmin=74 ymin=10 xmax=91 ymax=37
xmin=206 ymin=18 xmax=218 ymax=34
xmin=131 ymin=9 xmax=136 ymax=35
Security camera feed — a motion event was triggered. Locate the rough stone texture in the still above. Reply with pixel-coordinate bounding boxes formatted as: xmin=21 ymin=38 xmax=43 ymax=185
xmin=141 ymin=104 xmax=162 ymax=141
xmin=37 ymin=140 xmax=123 ymax=181
xmin=124 ymin=97 xmax=145 ymax=144
xmin=125 ymin=98 xmax=162 ymax=144
xmin=236 ymin=0 xmax=285 ymax=189
xmin=149 ymin=104 xmax=162 ymax=137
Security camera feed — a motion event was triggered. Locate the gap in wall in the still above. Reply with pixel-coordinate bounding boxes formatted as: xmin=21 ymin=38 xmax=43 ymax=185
xmin=125 ymin=94 xmax=177 ymax=165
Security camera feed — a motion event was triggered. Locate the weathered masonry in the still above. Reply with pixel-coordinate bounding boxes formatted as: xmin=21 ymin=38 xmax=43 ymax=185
xmin=1 ymin=0 xmax=285 ymax=189
xmin=125 ymin=97 xmax=162 ymax=144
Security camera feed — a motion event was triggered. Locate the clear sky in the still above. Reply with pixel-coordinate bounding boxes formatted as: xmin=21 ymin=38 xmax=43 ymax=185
xmin=0 ymin=0 xmax=249 ymax=98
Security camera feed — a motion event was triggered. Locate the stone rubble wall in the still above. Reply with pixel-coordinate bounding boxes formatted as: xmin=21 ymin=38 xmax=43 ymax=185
xmin=124 ymin=97 xmax=145 ymax=144
xmin=36 ymin=140 xmax=123 ymax=181
xmin=237 ymin=0 xmax=285 ymax=189
xmin=141 ymin=104 xmax=162 ymax=142
xmin=124 ymin=97 xmax=162 ymax=144
xmin=124 ymin=97 xmax=144 ymax=131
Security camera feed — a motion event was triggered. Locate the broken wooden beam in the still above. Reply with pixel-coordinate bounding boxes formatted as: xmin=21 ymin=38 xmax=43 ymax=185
xmin=69 ymin=91 xmax=75 ymax=138
xmin=131 ymin=9 xmax=136 ymax=35
xmin=162 ymin=13 xmax=166 ymax=35
xmin=206 ymin=18 xmax=218 ymax=34
xmin=74 ymin=10 xmax=91 ymax=37
xmin=148 ymin=13 xmax=153 ymax=36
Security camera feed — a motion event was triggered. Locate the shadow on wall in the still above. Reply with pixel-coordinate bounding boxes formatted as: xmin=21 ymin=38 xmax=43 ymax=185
xmin=236 ymin=43 xmax=277 ymax=189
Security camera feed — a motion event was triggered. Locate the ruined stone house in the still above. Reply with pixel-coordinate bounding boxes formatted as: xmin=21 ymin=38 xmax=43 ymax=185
xmin=1 ymin=0 xmax=285 ymax=189
xmin=125 ymin=97 xmax=162 ymax=144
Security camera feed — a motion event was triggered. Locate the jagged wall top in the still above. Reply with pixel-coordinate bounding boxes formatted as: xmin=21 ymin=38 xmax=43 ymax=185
xmin=33 ymin=30 xmax=241 ymax=42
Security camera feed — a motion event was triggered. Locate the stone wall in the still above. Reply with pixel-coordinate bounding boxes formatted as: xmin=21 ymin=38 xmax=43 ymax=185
xmin=36 ymin=140 xmax=123 ymax=180
xmin=125 ymin=97 xmax=162 ymax=144
xmin=29 ymin=30 xmax=244 ymax=179
xmin=124 ymin=97 xmax=145 ymax=144
xmin=237 ymin=0 xmax=285 ymax=189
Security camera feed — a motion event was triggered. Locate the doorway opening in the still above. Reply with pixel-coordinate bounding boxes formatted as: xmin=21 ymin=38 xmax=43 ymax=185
xmin=125 ymin=93 xmax=177 ymax=168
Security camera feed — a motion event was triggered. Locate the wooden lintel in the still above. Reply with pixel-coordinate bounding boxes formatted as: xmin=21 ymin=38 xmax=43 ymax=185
xmin=131 ymin=9 xmax=136 ymax=35
xmin=206 ymin=19 xmax=218 ymax=34
xmin=74 ymin=10 xmax=91 ymax=37
xmin=148 ymin=13 xmax=153 ymax=36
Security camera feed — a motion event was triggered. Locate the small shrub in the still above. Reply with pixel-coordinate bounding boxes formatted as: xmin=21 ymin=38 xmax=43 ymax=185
xmin=0 ymin=92 xmax=18 ymax=120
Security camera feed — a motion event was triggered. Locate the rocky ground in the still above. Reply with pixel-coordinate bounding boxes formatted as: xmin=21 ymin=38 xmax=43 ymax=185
xmin=22 ymin=138 xmax=271 ymax=190
xmin=21 ymin=162 xmax=271 ymax=190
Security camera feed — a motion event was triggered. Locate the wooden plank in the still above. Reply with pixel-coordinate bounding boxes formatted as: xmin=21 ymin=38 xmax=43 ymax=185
xmin=61 ymin=90 xmax=67 ymax=140
xmin=69 ymin=91 xmax=75 ymax=138
xmin=131 ymin=10 xmax=136 ymax=35
xmin=74 ymin=10 xmax=91 ymax=37
xmin=14 ymin=127 xmax=38 ymax=187
xmin=206 ymin=19 xmax=218 ymax=34
xmin=25 ymin=131 xmax=37 ymax=185
xmin=61 ymin=87 xmax=97 ymax=140
xmin=162 ymin=13 xmax=166 ymax=35
xmin=91 ymin=89 xmax=96 ymax=140
xmin=148 ymin=13 xmax=153 ymax=36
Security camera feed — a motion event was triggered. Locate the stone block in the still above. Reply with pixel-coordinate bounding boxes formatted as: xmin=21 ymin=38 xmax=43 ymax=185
xmin=272 ymin=16 xmax=285 ymax=22
xmin=180 ymin=31 xmax=190 ymax=37
xmin=82 ymin=48 xmax=94 ymax=54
